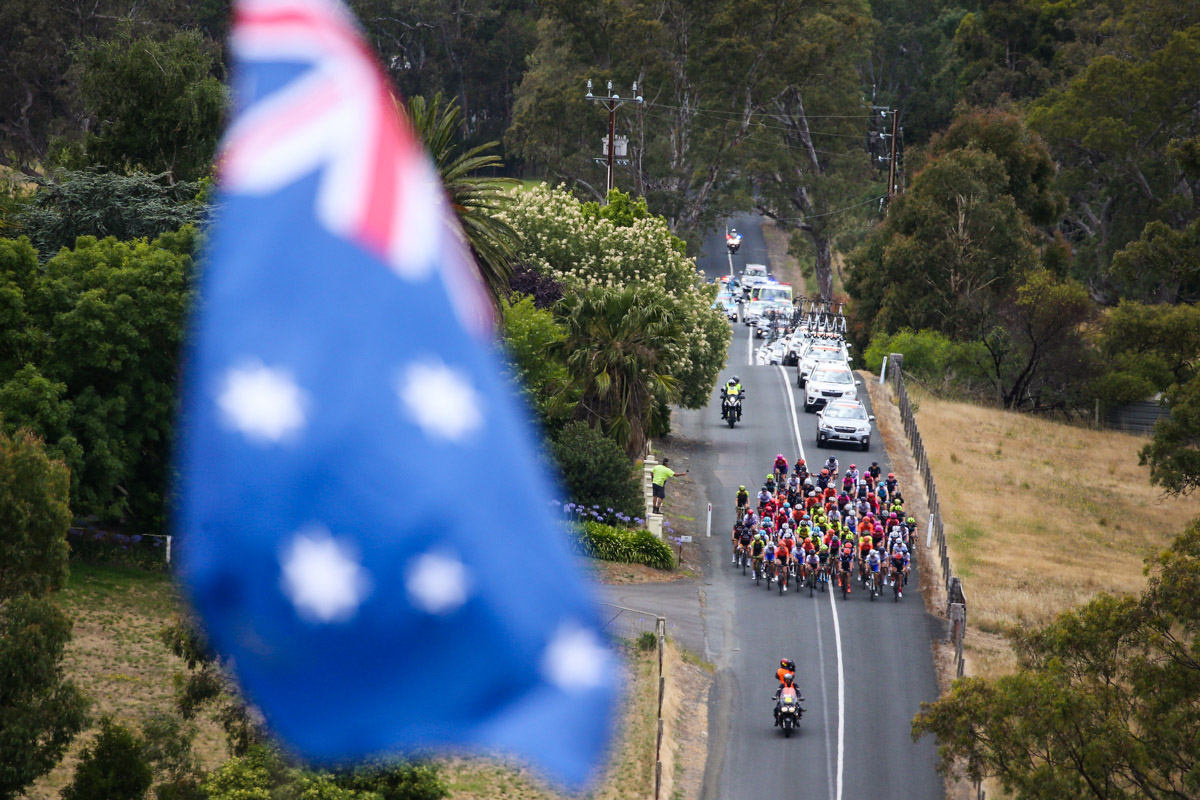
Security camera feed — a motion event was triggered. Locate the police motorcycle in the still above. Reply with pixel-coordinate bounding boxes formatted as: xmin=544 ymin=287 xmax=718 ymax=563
xmin=720 ymin=379 xmax=744 ymax=428
xmin=726 ymin=229 xmax=742 ymax=254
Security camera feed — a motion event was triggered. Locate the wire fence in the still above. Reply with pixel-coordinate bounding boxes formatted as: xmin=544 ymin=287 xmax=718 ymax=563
xmin=596 ymin=603 xmax=668 ymax=800
xmin=884 ymin=354 xmax=968 ymax=679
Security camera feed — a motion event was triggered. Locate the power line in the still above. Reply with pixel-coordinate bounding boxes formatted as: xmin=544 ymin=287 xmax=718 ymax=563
xmin=642 ymin=102 xmax=868 ymax=138
xmin=637 ymin=107 xmax=854 ymax=158
xmin=769 ymin=194 xmax=885 ymax=221
xmin=644 ymin=100 xmax=872 ymax=121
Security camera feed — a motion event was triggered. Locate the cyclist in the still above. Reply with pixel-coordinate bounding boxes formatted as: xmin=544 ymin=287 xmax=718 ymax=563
xmin=764 ymin=540 xmax=777 ymax=585
xmin=817 ymin=544 xmax=831 ymax=586
xmin=736 ymin=484 xmax=750 ymax=511
xmin=757 ymin=486 xmax=771 ymax=509
xmin=845 ymin=463 xmax=860 ymax=486
xmin=732 ymin=522 xmax=745 ymax=565
xmin=750 ymin=534 xmax=766 ymax=580
xmin=824 ymin=455 xmax=839 ymax=479
xmin=838 ymin=543 xmax=855 ymax=594
xmin=765 ymin=473 xmax=776 ymax=494
xmin=804 ymin=548 xmax=820 ymax=587
xmin=777 ymin=537 xmax=793 ymax=591
xmin=773 ymin=454 xmax=788 ymax=483
xmin=866 ymin=546 xmax=883 ymax=594
xmin=889 ymin=544 xmax=908 ymax=597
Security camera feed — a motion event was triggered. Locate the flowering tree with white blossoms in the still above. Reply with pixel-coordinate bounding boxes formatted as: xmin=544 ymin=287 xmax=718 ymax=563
xmin=499 ymin=184 xmax=730 ymax=412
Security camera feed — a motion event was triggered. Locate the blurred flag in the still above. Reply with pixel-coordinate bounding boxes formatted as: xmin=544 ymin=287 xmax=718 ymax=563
xmin=176 ymin=0 xmax=616 ymax=786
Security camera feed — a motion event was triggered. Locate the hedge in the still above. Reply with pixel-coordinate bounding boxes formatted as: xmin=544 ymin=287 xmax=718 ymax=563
xmin=572 ymin=521 xmax=675 ymax=570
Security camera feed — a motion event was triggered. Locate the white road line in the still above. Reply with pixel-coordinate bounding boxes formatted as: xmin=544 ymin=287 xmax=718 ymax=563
xmin=779 ymin=366 xmax=843 ymax=800
xmin=777 ymin=366 xmax=806 ymax=463
xmin=746 ymin=323 xmax=753 ymax=366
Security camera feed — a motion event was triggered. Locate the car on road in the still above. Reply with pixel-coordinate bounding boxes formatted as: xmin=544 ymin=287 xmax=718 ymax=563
xmin=803 ymin=362 xmax=860 ymax=412
xmin=815 ymin=399 xmax=874 ymax=450
xmin=741 ymin=263 xmax=768 ymax=297
xmin=795 ymin=339 xmax=850 ymax=386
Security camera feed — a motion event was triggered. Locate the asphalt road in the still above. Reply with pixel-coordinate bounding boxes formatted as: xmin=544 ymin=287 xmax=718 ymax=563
xmin=677 ymin=213 xmax=945 ymax=800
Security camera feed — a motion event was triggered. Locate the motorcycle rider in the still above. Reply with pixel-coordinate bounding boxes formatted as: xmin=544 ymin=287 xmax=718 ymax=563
xmin=720 ymin=376 xmax=744 ymax=420
xmin=773 ymin=661 xmax=806 ymax=726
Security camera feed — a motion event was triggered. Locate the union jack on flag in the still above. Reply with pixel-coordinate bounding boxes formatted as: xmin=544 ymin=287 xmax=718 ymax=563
xmin=176 ymin=0 xmax=617 ymax=787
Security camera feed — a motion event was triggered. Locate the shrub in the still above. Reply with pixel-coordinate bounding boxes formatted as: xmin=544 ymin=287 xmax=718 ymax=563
xmin=636 ymin=631 xmax=659 ymax=652
xmin=573 ymin=522 xmax=675 ymax=570
xmin=863 ymin=328 xmax=989 ymax=389
xmin=62 ymin=718 xmax=153 ymax=800
xmin=66 ymin=526 xmax=169 ymax=571
xmin=552 ymin=422 xmax=643 ymax=522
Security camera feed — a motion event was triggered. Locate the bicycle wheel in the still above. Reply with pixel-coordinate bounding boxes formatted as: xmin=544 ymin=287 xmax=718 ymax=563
xmin=841 ymin=574 xmax=848 ymax=601
xmin=894 ymin=576 xmax=901 ymax=602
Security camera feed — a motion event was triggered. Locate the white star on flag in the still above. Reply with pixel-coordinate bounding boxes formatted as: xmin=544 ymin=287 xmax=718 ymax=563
xmin=217 ymin=360 xmax=310 ymax=443
xmin=405 ymin=551 xmax=471 ymax=615
xmin=396 ymin=361 xmax=483 ymax=441
xmin=280 ymin=526 xmax=372 ymax=623
xmin=541 ymin=622 xmax=612 ymax=693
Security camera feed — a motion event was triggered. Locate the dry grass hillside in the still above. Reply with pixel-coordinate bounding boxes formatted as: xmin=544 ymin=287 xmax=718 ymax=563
xmin=910 ymin=389 xmax=1200 ymax=673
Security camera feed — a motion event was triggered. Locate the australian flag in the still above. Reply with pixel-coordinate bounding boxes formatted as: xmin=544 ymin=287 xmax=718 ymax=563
xmin=176 ymin=0 xmax=617 ymax=786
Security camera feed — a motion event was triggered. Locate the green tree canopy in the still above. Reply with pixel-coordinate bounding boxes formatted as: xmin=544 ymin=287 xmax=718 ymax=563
xmin=72 ymin=27 xmax=226 ymax=181
xmin=552 ymin=421 xmax=644 ymax=520
xmin=914 ymin=518 xmax=1200 ymax=799
xmin=62 ymin=717 xmax=154 ymax=800
xmin=404 ymin=93 xmax=519 ymax=308
xmin=0 ymin=429 xmax=71 ymax=599
xmin=0 ymin=428 xmax=87 ymax=800
xmin=1139 ymin=373 xmax=1200 ymax=497
xmin=500 ymin=184 xmax=728 ymax=412
xmin=556 ymin=285 xmax=682 ymax=457
xmin=847 ymin=146 xmax=1037 ymax=338
xmin=9 ymin=170 xmax=209 ymax=262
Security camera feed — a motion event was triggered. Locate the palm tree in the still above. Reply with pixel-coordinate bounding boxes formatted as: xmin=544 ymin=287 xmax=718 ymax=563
xmin=401 ymin=93 xmax=519 ymax=308
xmin=556 ymin=285 xmax=682 ymax=458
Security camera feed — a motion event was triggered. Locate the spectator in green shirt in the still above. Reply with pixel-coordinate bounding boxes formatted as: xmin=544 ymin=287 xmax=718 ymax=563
xmin=651 ymin=458 xmax=688 ymax=514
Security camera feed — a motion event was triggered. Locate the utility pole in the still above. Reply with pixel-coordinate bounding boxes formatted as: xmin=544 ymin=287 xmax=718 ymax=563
xmin=586 ymin=79 xmax=643 ymax=200
xmin=886 ymin=109 xmax=899 ymax=205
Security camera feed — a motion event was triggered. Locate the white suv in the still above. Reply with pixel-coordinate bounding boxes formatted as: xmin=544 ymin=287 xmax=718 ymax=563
xmin=816 ymin=399 xmax=874 ymax=451
xmin=803 ymin=362 xmax=860 ymax=412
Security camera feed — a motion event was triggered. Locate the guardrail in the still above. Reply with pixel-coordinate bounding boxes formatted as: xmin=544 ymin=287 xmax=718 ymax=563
xmin=596 ymin=603 xmax=668 ymax=800
xmin=884 ymin=353 xmax=968 ymax=679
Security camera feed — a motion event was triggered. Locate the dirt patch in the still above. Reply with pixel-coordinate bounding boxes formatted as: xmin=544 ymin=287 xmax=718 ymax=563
xmin=594 ymin=561 xmax=686 ymax=585
xmin=862 ymin=375 xmax=948 ymax=618
xmin=440 ymin=641 xmax=712 ymax=800
xmin=25 ymin=564 xmax=227 ymax=800
xmin=651 ymin=432 xmax=710 ymax=582
xmin=666 ymin=648 xmax=714 ymax=800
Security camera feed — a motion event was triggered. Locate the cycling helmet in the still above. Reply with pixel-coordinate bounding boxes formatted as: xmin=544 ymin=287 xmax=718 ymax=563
xmin=874 ymin=524 xmax=884 ymax=533
xmin=739 ymin=485 xmax=746 ymax=490
xmin=783 ymin=502 xmax=791 ymax=508
xmin=798 ymin=459 xmax=806 ymax=465
xmin=888 ymin=473 xmax=895 ymax=479
xmin=782 ymin=658 xmax=796 ymax=672
xmin=820 ymin=545 xmax=829 ymax=553
xmin=777 ymin=454 xmax=784 ymax=459
xmin=849 ymin=464 xmax=856 ymax=469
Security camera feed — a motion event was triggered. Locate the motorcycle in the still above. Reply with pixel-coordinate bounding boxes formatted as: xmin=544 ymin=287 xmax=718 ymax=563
xmin=775 ymin=687 xmax=802 ymax=737
xmin=721 ymin=391 xmax=744 ymax=428
xmin=726 ymin=232 xmax=742 ymax=254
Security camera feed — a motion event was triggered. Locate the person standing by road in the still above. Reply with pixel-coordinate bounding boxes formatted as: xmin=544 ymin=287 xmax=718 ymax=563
xmin=651 ymin=457 xmax=688 ymax=514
